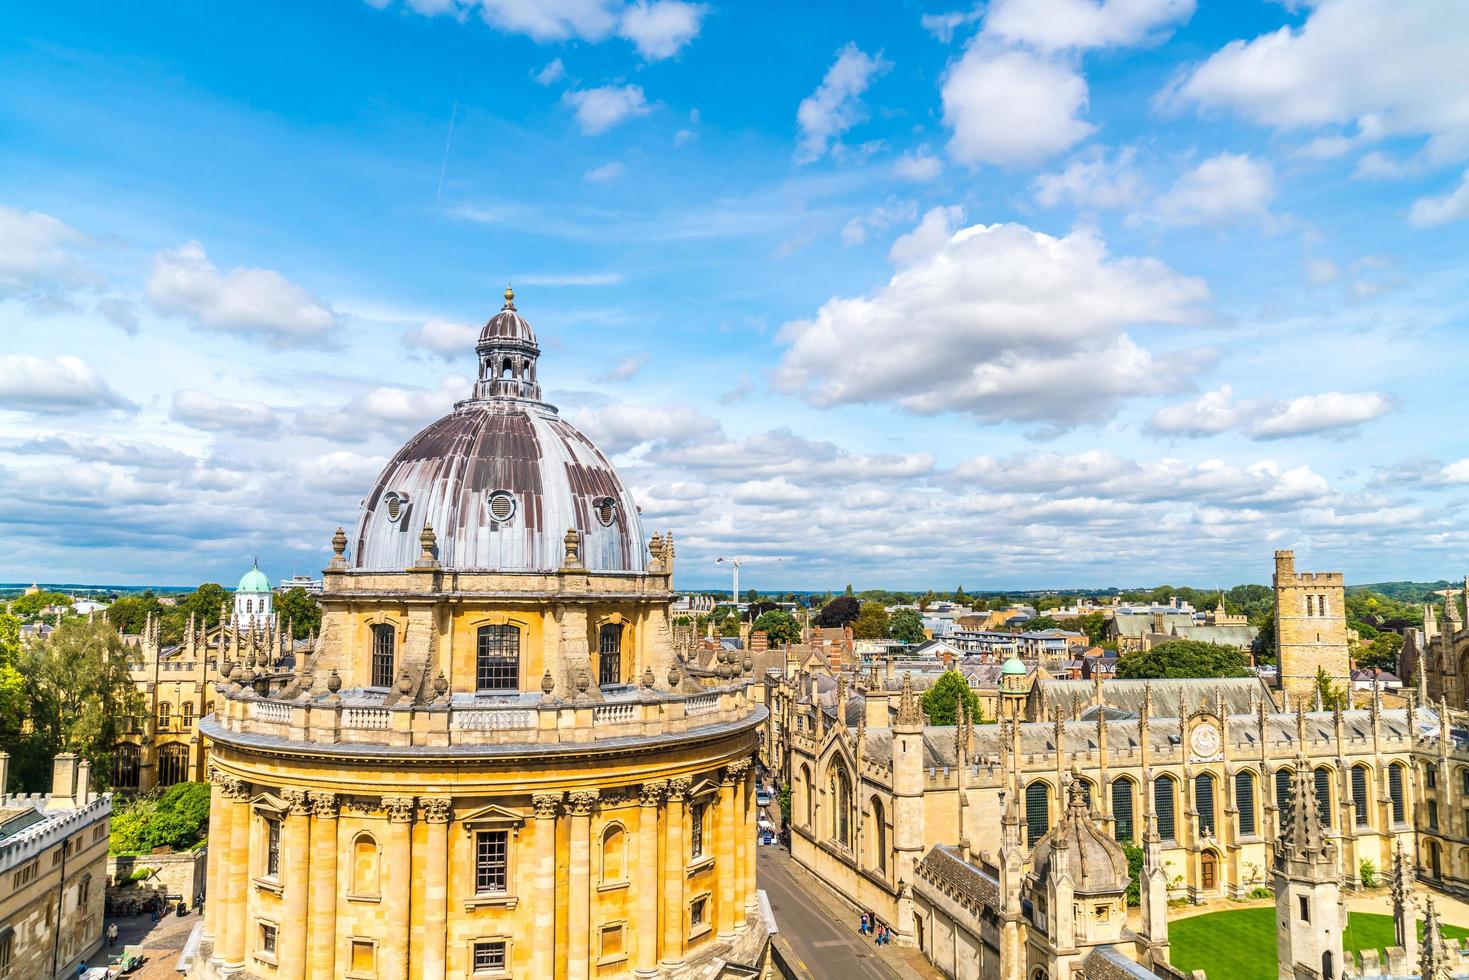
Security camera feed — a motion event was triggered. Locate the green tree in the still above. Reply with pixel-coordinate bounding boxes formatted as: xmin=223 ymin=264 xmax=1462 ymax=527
xmin=1356 ymin=631 xmax=1403 ymax=672
xmin=1251 ymin=609 xmax=1277 ymax=666
xmin=1027 ymin=615 xmax=1061 ymax=632
xmin=1059 ymin=612 xmax=1107 ymax=645
xmin=1123 ymin=842 xmax=1143 ymax=906
xmin=10 ymin=589 xmax=72 ymax=618
xmin=889 ymin=608 xmax=927 ymax=644
xmin=921 ymin=669 xmax=983 ymax=725
xmin=110 ymin=781 xmax=212 ymax=854
xmin=274 ymin=587 xmax=323 ymax=638
xmin=106 ymin=592 xmax=162 ymax=634
xmin=1314 ymin=666 xmax=1349 ymax=710
xmin=815 ymin=596 xmax=861 ymax=628
xmin=1115 ymin=639 xmax=1250 ymax=680
xmin=752 ymin=610 xmax=801 ymax=646
xmin=163 ymin=583 xmax=232 ymax=641
xmin=0 ymin=613 xmax=25 ymax=767
xmin=852 ymin=602 xmax=890 ymax=640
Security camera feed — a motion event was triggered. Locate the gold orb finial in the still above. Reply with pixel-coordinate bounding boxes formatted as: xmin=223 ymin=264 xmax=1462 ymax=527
xmin=503 ymin=283 xmax=515 ymax=308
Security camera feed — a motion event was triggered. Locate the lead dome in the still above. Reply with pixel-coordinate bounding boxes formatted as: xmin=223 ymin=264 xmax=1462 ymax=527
xmin=352 ymin=289 xmax=647 ymax=572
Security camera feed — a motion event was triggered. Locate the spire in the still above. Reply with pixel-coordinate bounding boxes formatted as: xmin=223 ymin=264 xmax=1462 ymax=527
xmin=1421 ymin=894 xmax=1453 ymax=980
xmin=1276 ymin=756 xmax=1330 ymax=868
xmin=896 ymin=671 xmax=922 ymax=728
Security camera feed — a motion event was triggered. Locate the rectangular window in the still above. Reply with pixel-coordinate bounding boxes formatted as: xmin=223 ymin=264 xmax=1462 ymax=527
xmin=691 ymin=895 xmax=708 ymax=929
xmin=600 ymin=923 xmax=625 ymax=959
xmin=1306 ymin=595 xmax=1315 ymax=617
xmin=598 ymin=624 xmax=623 ymax=687
xmin=0 ymin=932 xmax=11 ymax=980
xmin=472 ymin=941 xmax=506 ymax=974
xmin=1427 ymin=764 xmax=1437 ymax=788
xmin=260 ymin=924 xmax=277 ymax=956
xmin=350 ymin=940 xmax=374 ymax=974
xmin=371 ymin=624 xmax=395 ymax=688
xmin=476 ymin=625 xmax=521 ymax=691
xmin=1429 ymin=800 xmax=1439 ymax=831
xmin=266 ymin=818 xmax=281 ymax=878
xmin=690 ymin=802 xmax=706 ymax=859
xmin=1299 ymin=896 xmax=1310 ymax=923
xmin=475 ymin=830 xmax=508 ymax=894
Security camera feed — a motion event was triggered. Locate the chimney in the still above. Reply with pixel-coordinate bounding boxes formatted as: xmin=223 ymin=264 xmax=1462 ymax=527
xmin=46 ymin=752 xmax=78 ymax=811
xmin=76 ymin=759 xmax=92 ymax=805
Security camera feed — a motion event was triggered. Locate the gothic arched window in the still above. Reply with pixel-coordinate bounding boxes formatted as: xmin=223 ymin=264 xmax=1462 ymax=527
xmin=1026 ymin=782 xmax=1049 ymax=845
xmin=1195 ymin=772 xmax=1216 ymax=835
xmin=1235 ymin=770 xmax=1257 ymax=837
xmin=1111 ymin=777 xmax=1134 ymax=843
xmin=832 ymin=769 xmax=852 ymax=848
xmin=1154 ymin=775 xmax=1176 ymax=842
xmin=157 ymin=744 xmax=189 ymax=787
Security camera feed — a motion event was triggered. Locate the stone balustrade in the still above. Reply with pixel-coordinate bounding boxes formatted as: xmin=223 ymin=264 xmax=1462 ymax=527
xmin=208 ymin=681 xmax=760 ymax=751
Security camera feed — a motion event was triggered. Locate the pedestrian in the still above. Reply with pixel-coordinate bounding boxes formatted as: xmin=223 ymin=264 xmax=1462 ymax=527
xmin=106 ymin=922 xmax=118 ymax=947
xmin=859 ymin=912 xmax=869 ymax=935
xmin=76 ymin=961 xmax=87 ymax=977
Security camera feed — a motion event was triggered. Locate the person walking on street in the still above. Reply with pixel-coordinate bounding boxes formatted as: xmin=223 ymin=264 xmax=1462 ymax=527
xmin=106 ymin=922 xmax=118 ymax=947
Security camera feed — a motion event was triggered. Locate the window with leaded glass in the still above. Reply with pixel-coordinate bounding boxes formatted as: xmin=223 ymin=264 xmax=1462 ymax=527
xmin=1275 ymin=768 xmax=1293 ymax=830
xmin=1025 ymin=782 xmax=1048 ymax=846
xmin=598 ymin=623 xmax=623 ymax=687
xmin=1196 ymin=773 xmax=1215 ymax=835
xmin=475 ymin=830 xmax=508 ymax=893
xmin=690 ymin=802 xmax=706 ymax=859
xmin=1155 ymin=776 xmax=1175 ymax=841
xmin=473 ymin=941 xmax=506 ymax=974
xmin=1389 ymin=764 xmax=1405 ymax=823
xmin=1352 ymin=765 xmax=1370 ymax=828
xmin=371 ymin=624 xmax=395 ymax=688
xmin=1314 ymin=767 xmax=1332 ymax=828
xmin=1236 ymin=770 xmax=1256 ymax=837
xmin=266 ymin=818 xmax=281 ymax=878
xmin=476 ymin=625 xmax=520 ymax=691
xmin=1111 ymin=778 xmax=1133 ymax=843
xmin=260 ymin=923 xmax=277 ymax=956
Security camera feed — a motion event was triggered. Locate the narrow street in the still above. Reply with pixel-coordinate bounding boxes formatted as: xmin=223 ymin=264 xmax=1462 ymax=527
xmin=759 ymin=845 xmax=904 ymax=980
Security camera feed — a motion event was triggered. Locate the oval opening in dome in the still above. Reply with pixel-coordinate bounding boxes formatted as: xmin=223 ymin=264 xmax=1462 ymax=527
xmin=385 ymin=491 xmax=408 ymax=523
xmin=489 ymin=491 xmax=516 ymax=522
xmin=596 ymin=497 xmax=616 ymax=526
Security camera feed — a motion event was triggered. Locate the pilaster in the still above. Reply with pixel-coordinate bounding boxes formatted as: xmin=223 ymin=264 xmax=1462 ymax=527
xmin=662 ymin=777 xmax=690 ymax=968
xmin=222 ymin=777 xmax=251 ymax=969
xmin=280 ymin=789 xmax=312 ymax=978
xmin=308 ymin=793 xmax=339 ymax=980
xmin=532 ymin=793 xmax=562 ymax=980
xmin=635 ymin=782 xmax=665 ymax=978
xmin=421 ymin=797 xmax=452 ymax=980
xmin=567 ymin=789 xmax=599 ymax=980
xmin=717 ymin=769 xmax=737 ymax=939
xmin=383 ymin=795 xmax=416 ymax=980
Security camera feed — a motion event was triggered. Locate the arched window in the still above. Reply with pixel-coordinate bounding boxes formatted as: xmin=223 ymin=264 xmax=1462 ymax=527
xmin=158 ymin=702 xmax=171 ymax=729
xmin=111 ymin=745 xmax=140 ymax=790
xmin=1111 ymin=778 xmax=1134 ymax=843
xmin=801 ymin=765 xmax=814 ymax=828
xmin=1076 ymin=778 xmax=1094 ymax=807
xmin=351 ymin=834 xmax=380 ymax=897
xmin=598 ymin=623 xmax=623 ymax=687
xmin=476 ymin=625 xmax=521 ymax=691
xmin=1235 ymin=770 xmax=1257 ymax=837
xmin=1026 ymin=782 xmax=1049 ymax=846
xmin=1427 ymin=839 xmax=1442 ymax=879
xmin=832 ymin=769 xmax=852 ymax=847
xmin=1314 ymin=767 xmax=1333 ymax=828
xmin=1351 ymin=765 xmax=1371 ymax=829
xmin=1388 ymin=763 xmax=1406 ymax=824
xmin=157 ymin=744 xmax=189 ymax=787
xmin=869 ymin=798 xmax=887 ymax=873
xmin=181 ymin=702 xmax=194 ymax=728
xmin=1322 ymin=950 xmax=1334 ymax=980
xmin=204 ymin=700 xmax=215 ymax=717
xmin=371 ymin=624 xmax=395 ymax=688
xmin=601 ymin=825 xmax=626 ymax=884
xmin=1196 ymin=772 xmax=1216 ymax=835
xmin=1154 ymin=775 xmax=1176 ymax=842
xmin=1275 ymin=767 xmax=1293 ymax=831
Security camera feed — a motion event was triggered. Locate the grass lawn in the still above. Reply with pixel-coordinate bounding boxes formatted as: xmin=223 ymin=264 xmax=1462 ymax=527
xmin=1169 ymin=908 xmax=1469 ymax=979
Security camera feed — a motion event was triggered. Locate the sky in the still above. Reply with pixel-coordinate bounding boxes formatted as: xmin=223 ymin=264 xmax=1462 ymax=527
xmin=3 ymin=0 xmax=1469 ymax=592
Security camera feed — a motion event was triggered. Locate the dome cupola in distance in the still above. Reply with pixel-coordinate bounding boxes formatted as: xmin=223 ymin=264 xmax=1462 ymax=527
xmin=192 ymin=288 xmax=768 ymax=980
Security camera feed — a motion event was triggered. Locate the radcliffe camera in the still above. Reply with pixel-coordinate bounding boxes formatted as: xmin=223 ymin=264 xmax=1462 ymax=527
xmin=1 ymin=3 xmax=1465 ymax=980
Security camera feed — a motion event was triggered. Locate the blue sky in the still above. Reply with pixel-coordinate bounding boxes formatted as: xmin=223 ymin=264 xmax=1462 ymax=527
xmin=3 ymin=0 xmax=1468 ymax=591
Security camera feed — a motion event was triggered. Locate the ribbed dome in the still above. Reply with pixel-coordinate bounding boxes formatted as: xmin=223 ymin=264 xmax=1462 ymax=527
xmin=479 ymin=306 xmax=537 ymax=346
xmin=237 ymin=561 xmax=271 ymax=593
xmin=1029 ymin=775 xmax=1130 ymax=895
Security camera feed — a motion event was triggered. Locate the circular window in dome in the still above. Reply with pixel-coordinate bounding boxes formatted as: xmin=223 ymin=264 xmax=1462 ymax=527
xmin=488 ymin=491 xmax=517 ymax=523
xmin=595 ymin=497 xmax=617 ymax=526
xmin=384 ymin=491 xmax=409 ymax=523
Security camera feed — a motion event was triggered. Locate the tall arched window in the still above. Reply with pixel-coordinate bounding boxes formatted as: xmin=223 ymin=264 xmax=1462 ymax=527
xmin=870 ymin=798 xmax=887 ymax=873
xmin=598 ymin=623 xmax=623 ymax=687
xmin=371 ymin=624 xmax=395 ymax=687
xmin=1154 ymin=775 xmax=1176 ymax=842
xmin=112 ymin=745 xmax=140 ymax=790
xmin=1026 ymin=782 xmax=1049 ymax=846
xmin=832 ymin=769 xmax=852 ymax=847
xmin=181 ymin=702 xmax=194 ymax=728
xmin=1351 ymin=764 xmax=1371 ymax=829
xmin=1235 ymin=770 xmax=1257 ymax=837
xmin=1111 ymin=777 xmax=1134 ymax=843
xmin=1275 ymin=767 xmax=1293 ymax=831
xmin=157 ymin=744 xmax=189 ymax=787
xmin=601 ymin=825 xmax=626 ymax=883
xmin=476 ymin=625 xmax=520 ymax=691
xmin=801 ymin=765 xmax=814 ymax=828
xmin=351 ymin=833 xmax=381 ymax=897
xmin=1314 ymin=767 xmax=1333 ymax=828
xmin=1196 ymin=772 xmax=1216 ymax=835
xmin=1388 ymin=763 xmax=1406 ymax=824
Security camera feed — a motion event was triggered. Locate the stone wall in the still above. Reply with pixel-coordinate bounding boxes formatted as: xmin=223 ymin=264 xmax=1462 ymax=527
xmin=108 ymin=847 xmax=207 ymax=905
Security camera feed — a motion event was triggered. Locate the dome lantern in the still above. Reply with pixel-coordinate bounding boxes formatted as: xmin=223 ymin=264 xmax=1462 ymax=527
xmin=472 ymin=283 xmax=541 ymax=401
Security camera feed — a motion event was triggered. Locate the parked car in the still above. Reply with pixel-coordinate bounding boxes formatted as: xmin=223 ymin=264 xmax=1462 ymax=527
xmin=755 ymin=788 xmax=773 ymax=807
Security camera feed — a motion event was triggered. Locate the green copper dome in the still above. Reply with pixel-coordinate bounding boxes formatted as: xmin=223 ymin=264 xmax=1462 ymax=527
xmin=237 ymin=561 xmax=271 ymax=593
xmin=1001 ymin=656 xmax=1027 ymax=676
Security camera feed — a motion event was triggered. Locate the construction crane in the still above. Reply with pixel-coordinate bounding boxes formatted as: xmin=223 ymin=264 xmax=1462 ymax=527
xmin=713 ymin=556 xmax=791 ymax=606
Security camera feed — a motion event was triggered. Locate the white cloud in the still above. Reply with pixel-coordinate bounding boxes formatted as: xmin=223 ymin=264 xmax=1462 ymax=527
xmin=1148 ymin=385 xmax=1395 ymax=439
xmin=841 ymin=198 xmax=917 ymax=246
xmin=476 ymin=0 xmax=621 ymax=43
xmin=984 ymin=0 xmax=1194 ymax=52
xmin=941 ymin=44 xmax=1093 ymax=166
xmin=561 ymin=85 xmax=650 ymax=135
xmin=795 ymin=43 xmax=891 ymax=164
xmin=10 ymin=433 xmax=195 ymax=470
xmin=402 ymin=318 xmax=479 ymax=360
xmin=96 ymin=297 xmax=140 ymax=335
xmin=595 ymin=355 xmax=646 ymax=382
xmin=773 ymin=208 xmax=1208 ymax=426
xmin=0 ymin=204 xmax=95 ymax=299
xmin=921 ymin=9 xmax=981 ymax=43
xmin=0 ymin=354 xmax=136 ymax=415
xmin=1033 ymin=145 xmax=1145 ymax=209
xmin=1167 ymin=0 xmax=1469 ymax=164
xmin=619 ymin=1 xmax=707 ymax=60
xmin=583 ymin=160 xmax=627 ymax=183
xmin=1409 ymin=169 xmax=1469 ymax=228
xmin=297 ymin=375 xmax=470 ymax=442
xmin=1150 ymin=153 xmax=1275 ymax=227
xmin=170 ymin=389 xmax=280 ymax=434
xmin=568 ymin=401 xmax=719 ymax=453
xmin=892 ymin=149 xmax=943 ymax=182
xmin=295 ymin=450 xmax=388 ymax=495
xmin=146 ymin=241 xmax=338 ymax=348
xmin=534 ymin=58 xmax=565 ymax=85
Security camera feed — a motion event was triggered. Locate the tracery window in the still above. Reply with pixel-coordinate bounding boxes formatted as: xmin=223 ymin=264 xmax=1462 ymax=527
xmin=1111 ymin=778 xmax=1134 ymax=843
xmin=832 ymin=770 xmax=852 ymax=848
xmin=1026 ymin=782 xmax=1049 ymax=846
xmin=1352 ymin=765 xmax=1371 ymax=829
xmin=1235 ymin=770 xmax=1256 ymax=837
xmin=1154 ymin=775 xmax=1176 ymax=842
xmin=1389 ymin=763 xmax=1406 ymax=824
xmin=1196 ymin=773 xmax=1216 ymax=835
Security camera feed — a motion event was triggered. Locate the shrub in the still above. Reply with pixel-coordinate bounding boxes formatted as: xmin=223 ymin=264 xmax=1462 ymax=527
xmin=1359 ymin=859 xmax=1378 ymax=889
xmin=110 ymin=781 xmax=211 ymax=854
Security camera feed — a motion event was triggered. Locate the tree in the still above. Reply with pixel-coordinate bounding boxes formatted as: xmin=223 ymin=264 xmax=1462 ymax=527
xmin=1356 ymin=631 xmax=1403 ymax=672
xmin=1123 ymin=843 xmax=1143 ymax=905
xmin=889 ymin=608 xmax=927 ymax=645
xmin=106 ymin=592 xmax=161 ymax=634
xmin=164 ymin=583 xmax=232 ymax=640
xmin=752 ymin=610 xmax=801 ymax=646
xmin=921 ymin=669 xmax=983 ymax=725
xmin=1114 ymin=639 xmax=1250 ymax=680
xmin=110 ymin=781 xmax=212 ymax=854
xmin=1314 ymin=666 xmax=1349 ymax=710
xmin=745 ymin=601 xmax=779 ymax=622
xmin=843 ymin=584 xmax=854 ymax=596
xmin=815 ymin=596 xmax=861 ymax=628
xmin=1059 ymin=612 xmax=1107 ymax=645
xmin=274 ymin=587 xmax=323 ymax=639
xmin=1027 ymin=615 xmax=1061 ymax=632
xmin=9 ymin=589 xmax=72 ymax=618
xmin=852 ymin=602 xmax=890 ymax=640
xmin=1251 ymin=609 xmax=1276 ymax=666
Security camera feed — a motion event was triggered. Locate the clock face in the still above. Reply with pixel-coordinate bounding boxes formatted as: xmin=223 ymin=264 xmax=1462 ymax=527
xmin=1190 ymin=723 xmax=1222 ymax=759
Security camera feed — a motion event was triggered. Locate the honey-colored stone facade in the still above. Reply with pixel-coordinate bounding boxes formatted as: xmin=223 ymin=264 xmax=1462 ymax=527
xmin=1272 ymin=549 xmax=1349 ymax=696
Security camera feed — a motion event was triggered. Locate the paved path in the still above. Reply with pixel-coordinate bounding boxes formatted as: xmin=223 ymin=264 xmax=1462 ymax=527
xmin=98 ymin=905 xmax=199 ymax=978
xmin=759 ymin=846 xmax=902 ymax=980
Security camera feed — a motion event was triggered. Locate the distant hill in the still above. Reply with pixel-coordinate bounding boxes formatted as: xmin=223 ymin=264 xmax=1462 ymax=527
xmin=1350 ymin=581 xmax=1458 ymax=603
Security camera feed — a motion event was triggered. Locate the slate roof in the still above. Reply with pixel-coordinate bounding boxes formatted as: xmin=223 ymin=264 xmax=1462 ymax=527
xmin=915 ymin=844 xmax=999 ymax=913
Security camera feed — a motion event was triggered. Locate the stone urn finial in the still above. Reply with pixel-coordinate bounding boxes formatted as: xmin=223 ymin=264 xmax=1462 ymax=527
xmin=541 ymin=668 xmax=556 ymax=696
xmin=642 ymin=665 xmax=655 ymax=689
xmin=327 ymin=668 xmax=342 ymax=695
xmin=329 ymin=526 xmax=349 ymax=569
xmin=416 ymin=523 xmax=440 ymax=568
xmin=742 ymin=652 xmax=753 ymax=674
xmin=563 ymin=528 xmax=582 ymax=569
xmin=432 ymin=670 xmax=449 ymax=700
xmin=668 ymin=663 xmax=682 ymax=687
xmin=396 ymin=668 xmax=415 ymax=695
xmin=575 ymin=668 xmax=591 ymax=697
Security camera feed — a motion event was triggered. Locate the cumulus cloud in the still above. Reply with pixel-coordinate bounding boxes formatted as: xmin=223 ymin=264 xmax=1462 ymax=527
xmin=146 ymin=241 xmax=338 ymax=348
xmin=841 ymin=198 xmax=917 ymax=246
xmin=384 ymin=0 xmax=708 ymax=57
xmin=1409 ymin=169 xmax=1469 ymax=228
xmin=595 ymin=355 xmax=646 ymax=382
xmin=921 ymin=9 xmax=981 ymax=43
xmin=773 ymin=208 xmax=1208 ymax=426
xmin=983 ymin=0 xmax=1194 ymax=52
xmin=402 ymin=318 xmax=479 ymax=360
xmin=0 ymin=204 xmax=96 ymax=301
xmin=795 ymin=43 xmax=890 ymax=164
xmin=170 ymin=389 xmax=280 ymax=434
xmin=892 ymin=149 xmax=943 ymax=182
xmin=10 ymin=433 xmax=195 ymax=470
xmin=1167 ymin=0 xmax=1469 ymax=165
xmin=619 ymin=1 xmax=707 ymax=60
xmin=568 ymin=401 xmax=719 ymax=454
xmin=298 ymin=375 xmax=469 ymax=442
xmin=0 ymin=354 xmax=135 ymax=415
xmin=941 ymin=44 xmax=1093 ymax=166
xmin=1149 ymin=153 xmax=1276 ymax=227
xmin=1033 ymin=145 xmax=1145 ymax=210
xmin=1148 ymin=385 xmax=1395 ymax=439
xmin=562 ymin=85 xmax=650 ymax=135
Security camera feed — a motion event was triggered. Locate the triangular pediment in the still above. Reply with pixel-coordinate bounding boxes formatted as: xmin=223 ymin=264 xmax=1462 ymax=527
xmin=250 ymin=791 xmax=287 ymax=814
xmin=459 ymin=802 xmax=526 ymax=829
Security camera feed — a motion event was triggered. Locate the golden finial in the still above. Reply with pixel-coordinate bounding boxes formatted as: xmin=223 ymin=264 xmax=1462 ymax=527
xmin=503 ymin=284 xmax=515 ymax=309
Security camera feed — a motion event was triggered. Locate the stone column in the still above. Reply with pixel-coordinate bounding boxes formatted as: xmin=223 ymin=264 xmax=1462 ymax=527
xmin=662 ymin=777 xmax=690 ymax=969
xmin=308 ymin=793 xmax=339 ymax=980
xmin=222 ymin=777 xmax=251 ymax=969
xmin=203 ymin=769 xmax=226 ymax=947
xmin=742 ymin=763 xmax=759 ymax=912
xmin=567 ymin=789 xmax=599 ymax=980
xmin=280 ymin=789 xmax=312 ymax=979
xmin=634 ymin=782 xmax=666 ymax=977
xmin=730 ymin=762 xmax=747 ymax=926
xmin=717 ymin=770 xmax=738 ymax=939
xmin=531 ymin=793 xmax=562 ymax=980
xmin=383 ymin=796 xmax=416 ymax=980
xmin=421 ymin=798 xmax=452 ymax=980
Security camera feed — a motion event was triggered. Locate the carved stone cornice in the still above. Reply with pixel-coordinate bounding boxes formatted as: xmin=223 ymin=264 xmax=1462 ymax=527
xmin=384 ymin=796 xmax=417 ymax=823
xmin=311 ymin=793 xmax=340 ymax=819
xmin=667 ymin=777 xmax=692 ymax=803
xmin=222 ymin=777 xmax=250 ymax=802
xmin=282 ymin=789 xmax=312 ymax=817
xmin=566 ymin=790 xmax=600 ymax=817
xmin=727 ymin=759 xmax=752 ymax=779
xmin=421 ymin=797 xmax=452 ymax=824
xmin=532 ymin=793 xmax=563 ymax=820
xmin=639 ymin=781 xmax=667 ymax=808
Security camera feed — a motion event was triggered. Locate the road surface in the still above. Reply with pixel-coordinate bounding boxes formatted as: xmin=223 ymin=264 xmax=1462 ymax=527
xmin=758 ymin=844 xmax=902 ymax=980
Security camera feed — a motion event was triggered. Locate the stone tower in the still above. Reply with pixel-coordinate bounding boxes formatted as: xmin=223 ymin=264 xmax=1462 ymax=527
xmin=1273 ymin=550 xmax=1349 ymax=698
xmin=892 ymin=672 xmax=927 ymax=944
xmin=1273 ymin=703 xmax=1345 ymax=980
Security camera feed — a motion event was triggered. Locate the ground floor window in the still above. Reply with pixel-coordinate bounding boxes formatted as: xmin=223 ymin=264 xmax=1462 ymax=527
xmin=473 ymin=940 xmax=506 ymax=974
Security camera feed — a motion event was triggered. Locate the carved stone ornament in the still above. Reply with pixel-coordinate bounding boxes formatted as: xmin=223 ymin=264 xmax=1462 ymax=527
xmin=396 ymin=669 xmax=415 ymax=695
xmin=727 ymin=759 xmax=751 ymax=778
xmin=575 ymin=669 xmax=591 ymax=695
xmin=223 ymin=777 xmax=250 ymax=802
xmin=532 ymin=793 xmax=563 ymax=819
xmin=642 ymin=666 xmax=655 ymax=689
xmin=432 ymin=671 xmax=449 ymax=699
xmin=639 ymin=781 xmax=667 ymax=807
xmin=541 ymin=669 xmax=556 ymax=696
xmin=567 ymin=790 xmax=600 ymax=816
xmin=344 ymin=797 xmax=380 ymax=816
xmin=421 ymin=797 xmax=452 ymax=824
xmin=327 ymin=669 xmax=343 ymax=694
xmin=666 ymin=776 xmax=692 ymax=802
xmin=668 ymin=663 xmax=682 ymax=687
xmin=384 ymin=795 xmax=417 ymax=823
xmin=282 ymin=789 xmax=312 ymax=816
xmin=311 ymin=793 xmax=340 ymax=819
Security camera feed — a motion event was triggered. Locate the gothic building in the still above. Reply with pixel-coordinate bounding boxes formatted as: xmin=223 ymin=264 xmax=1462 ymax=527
xmin=190 ymin=289 xmax=768 ymax=980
